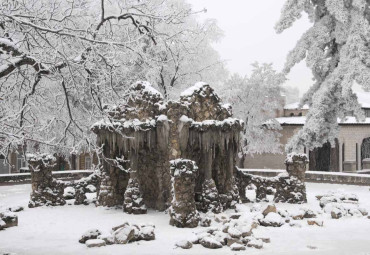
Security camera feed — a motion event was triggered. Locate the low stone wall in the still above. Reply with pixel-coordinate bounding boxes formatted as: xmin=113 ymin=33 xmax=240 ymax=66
xmin=0 ymin=170 xmax=94 ymax=185
xmin=240 ymin=169 xmax=370 ymax=186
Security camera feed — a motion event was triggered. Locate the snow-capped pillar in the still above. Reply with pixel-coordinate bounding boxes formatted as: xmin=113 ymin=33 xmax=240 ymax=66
xmin=169 ymin=159 xmax=199 ymax=228
xmin=285 ymin=153 xmax=308 ymax=182
xmin=27 ymin=154 xmax=66 ymax=208
xmin=339 ymin=142 xmax=343 ymax=172
xmin=123 ymin=150 xmax=147 ymax=214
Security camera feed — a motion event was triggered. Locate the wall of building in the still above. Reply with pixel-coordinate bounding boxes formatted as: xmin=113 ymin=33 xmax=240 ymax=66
xmin=244 ymin=125 xmax=304 ymax=169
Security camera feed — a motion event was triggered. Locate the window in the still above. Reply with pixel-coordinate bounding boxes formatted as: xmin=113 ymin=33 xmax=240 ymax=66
xmin=0 ymin=155 xmax=9 ymax=174
xmin=290 ymin=113 xmax=294 ymax=117
xmin=365 ymin=109 xmax=370 ymax=118
xmin=85 ymin=156 xmax=92 ymax=170
xmin=298 ymin=112 xmax=302 ymax=116
xmin=17 ymin=154 xmax=28 ymax=172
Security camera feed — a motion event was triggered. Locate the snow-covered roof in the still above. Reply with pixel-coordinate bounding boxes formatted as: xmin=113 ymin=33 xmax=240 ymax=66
xmin=284 ymin=91 xmax=370 ymax=110
xmin=284 ymin=102 xmax=309 ymax=110
xmin=276 ymin=116 xmax=370 ymax=125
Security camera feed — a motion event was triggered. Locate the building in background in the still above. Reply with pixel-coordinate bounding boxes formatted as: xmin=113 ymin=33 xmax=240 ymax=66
xmin=244 ymin=92 xmax=370 ymax=172
xmin=0 ymin=151 xmax=98 ymax=175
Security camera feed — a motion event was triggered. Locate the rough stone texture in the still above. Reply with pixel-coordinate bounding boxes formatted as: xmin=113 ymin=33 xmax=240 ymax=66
xmin=85 ymin=239 xmax=106 ymax=248
xmin=27 ymin=154 xmax=66 ymax=208
xmin=123 ymin=176 xmax=147 ymax=214
xmin=237 ymin=153 xmax=308 ymax=204
xmin=63 ymin=172 xmax=100 ymax=205
xmin=169 ymin=159 xmax=200 ymax=228
xmin=79 ymin=229 xmax=102 ymax=243
xmin=198 ymin=179 xmax=223 ymax=213
xmin=0 ymin=211 xmax=18 ymax=229
xmin=111 ymin=222 xmax=155 ymax=244
xmin=92 ymin=82 xmax=244 ymax=213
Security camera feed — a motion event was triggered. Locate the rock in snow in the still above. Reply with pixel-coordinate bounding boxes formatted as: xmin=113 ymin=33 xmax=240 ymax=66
xmin=175 ymin=240 xmax=193 ymax=249
xmin=85 ymin=239 xmax=106 ymax=248
xmin=79 ymin=229 xmax=102 ymax=243
xmin=259 ymin=212 xmax=284 ymax=227
xmin=230 ymin=242 xmax=246 ymax=251
xmin=200 ymin=236 xmax=223 ymax=249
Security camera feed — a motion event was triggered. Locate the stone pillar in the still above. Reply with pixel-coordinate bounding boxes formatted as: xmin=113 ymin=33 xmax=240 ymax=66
xmin=285 ymin=153 xmax=308 ymax=182
xmin=357 ymin=143 xmax=361 ymax=171
xmin=28 ymin=154 xmax=65 ymax=208
xmin=339 ymin=142 xmax=343 ymax=172
xmin=169 ymin=159 xmax=200 ymax=228
xmin=199 ymin=149 xmax=223 ymax=213
xmin=123 ymin=151 xmax=147 ymax=214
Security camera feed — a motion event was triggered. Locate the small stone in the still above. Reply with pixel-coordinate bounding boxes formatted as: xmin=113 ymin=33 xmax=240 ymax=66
xmin=79 ymin=229 xmax=102 ymax=243
xmin=85 ymin=239 xmax=106 ymax=248
xmin=331 ymin=209 xmax=343 ymax=219
xmin=200 ymin=216 xmax=211 ymax=227
xmin=63 ymin=187 xmax=76 ymax=199
xmin=0 ymin=212 xmax=18 ymax=228
xmin=200 ymin=236 xmax=223 ymax=249
xmin=262 ymin=204 xmax=277 ymax=217
xmin=246 ymin=238 xmax=263 ymax=249
xmin=230 ymin=214 xmax=241 ymax=220
xmin=8 ymin=206 xmax=24 ymax=212
xmin=138 ymin=225 xmax=155 ymax=241
xmin=112 ymin=222 xmax=130 ymax=232
xmin=98 ymin=234 xmax=114 ymax=245
xmin=307 ymin=220 xmax=323 ymax=227
xmin=175 ymin=240 xmax=192 ymax=249
xmin=113 ymin=225 xmax=135 ymax=244
xmin=358 ymin=208 xmax=368 ymax=216
xmin=256 ymin=237 xmax=271 ymax=243
xmin=307 ymin=245 xmax=318 ymax=250
xmin=230 ymin=243 xmax=246 ymax=251
xmin=289 ymin=222 xmax=302 ymax=228
xmin=228 ymin=227 xmax=242 ymax=238
xmin=259 ymin=212 xmax=284 ymax=227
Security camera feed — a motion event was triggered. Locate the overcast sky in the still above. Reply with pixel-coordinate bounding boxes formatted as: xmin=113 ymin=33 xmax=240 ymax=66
xmin=187 ymin=0 xmax=313 ymax=96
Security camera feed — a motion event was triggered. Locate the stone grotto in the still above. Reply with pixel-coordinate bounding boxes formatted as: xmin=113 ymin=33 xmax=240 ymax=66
xmin=27 ymin=81 xmax=310 ymax=229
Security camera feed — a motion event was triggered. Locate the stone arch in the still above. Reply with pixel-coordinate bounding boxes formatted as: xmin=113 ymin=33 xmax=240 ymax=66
xmin=298 ymin=112 xmax=302 ymax=116
xmin=361 ymin=137 xmax=370 ymax=168
xmin=309 ymin=139 xmax=339 ymax=171
xmin=290 ymin=113 xmax=294 ymax=117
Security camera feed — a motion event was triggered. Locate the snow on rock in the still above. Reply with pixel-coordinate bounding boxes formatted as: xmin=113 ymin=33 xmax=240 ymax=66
xmin=307 ymin=220 xmax=323 ymax=227
xmin=85 ymin=239 xmax=106 ymax=248
xmin=97 ymin=233 xmax=114 ymax=245
xmin=175 ymin=240 xmax=193 ymax=249
xmin=85 ymin=184 xmax=96 ymax=193
xmin=200 ymin=236 xmax=223 ymax=249
xmin=230 ymin=242 xmax=246 ymax=251
xmin=0 ymin=211 xmax=18 ymax=229
xmin=113 ymin=225 xmax=136 ymax=244
xmin=180 ymin=82 xmax=209 ymax=97
xmin=79 ymin=229 xmax=102 ymax=244
xmin=262 ymin=204 xmax=277 ymax=217
xmin=63 ymin=187 xmax=76 ymax=200
xmin=246 ymin=237 xmax=263 ymax=249
xmin=259 ymin=212 xmax=284 ymax=227
xmin=8 ymin=206 xmax=24 ymax=212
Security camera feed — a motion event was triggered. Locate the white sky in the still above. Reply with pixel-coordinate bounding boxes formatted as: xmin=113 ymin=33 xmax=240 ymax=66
xmin=187 ymin=0 xmax=313 ymax=96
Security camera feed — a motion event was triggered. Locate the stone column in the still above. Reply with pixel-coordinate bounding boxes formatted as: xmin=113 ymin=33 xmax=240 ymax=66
xmin=169 ymin=159 xmax=200 ymax=228
xmin=199 ymin=148 xmax=223 ymax=213
xmin=339 ymin=142 xmax=343 ymax=172
xmin=123 ymin=151 xmax=147 ymax=214
xmin=28 ymin=154 xmax=65 ymax=208
xmin=357 ymin=142 xmax=361 ymax=171
xmin=285 ymin=153 xmax=308 ymax=182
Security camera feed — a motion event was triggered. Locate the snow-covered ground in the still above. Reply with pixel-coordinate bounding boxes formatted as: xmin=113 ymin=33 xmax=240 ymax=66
xmin=0 ymin=183 xmax=370 ymax=255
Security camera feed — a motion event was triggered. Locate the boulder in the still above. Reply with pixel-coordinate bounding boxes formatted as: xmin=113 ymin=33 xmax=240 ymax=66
xmin=98 ymin=234 xmax=114 ymax=245
xmin=8 ymin=206 xmax=24 ymax=212
xmin=113 ymin=225 xmax=135 ymax=244
xmin=331 ymin=208 xmax=343 ymax=219
xmin=246 ymin=238 xmax=263 ymax=249
xmin=175 ymin=240 xmax=193 ymax=249
xmin=259 ymin=212 xmax=284 ymax=227
xmin=0 ymin=212 xmax=18 ymax=228
xmin=85 ymin=239 xmax=106 ymax=248
xmin=79 ymin=229 xmax=102 ymax=243
xmin=200 ymin=216 xmax=211 ymax=227
xmin=63 ymin=187 xmax=75 ymax=199
xmin=262 ymin=204 xmax=277 ymax=217
xmin=307 ymin=220 xmax=323 ymax=227
xmin=230 ymin=242 xmax=246 ymax=251
xmin=228 ymin=227 xmax=242 ymax=238
xmin=138 ymin=225 xmax=155 ymax=241
xmin=200 ymin=237 xmax=223 ymax=249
